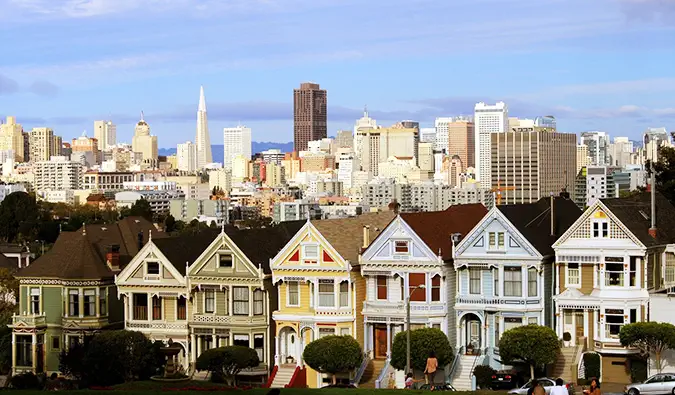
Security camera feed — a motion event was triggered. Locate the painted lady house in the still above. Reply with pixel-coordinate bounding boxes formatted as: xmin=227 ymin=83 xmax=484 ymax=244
xmin=269 ymin=212 xmax=395 ymax=389
xmin=359 ymin=204 xmax=488 ymax=389
xmin=552 ymin=192 xmax=673 ymax=384
xmin=10 ymin=217 xmax=161 ymax=375
xmin=450 ymin=195 xmax=581 ymax=390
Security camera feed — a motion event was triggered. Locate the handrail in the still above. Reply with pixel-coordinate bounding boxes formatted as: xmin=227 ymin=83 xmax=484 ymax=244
xmin=448 ymin=346 xmax=464 ymax=383
xmin=284 ymin=366 xmax=301 ymax=388
xmin=264 ymin=365 xmax=279 ymax=388
xmin=374 ymin=357 xmax=391 ymax=389
xmin=470 ymin=348 xmax=484 ymax=376
xmin=351 ymin=352 xmax=370 ymax=386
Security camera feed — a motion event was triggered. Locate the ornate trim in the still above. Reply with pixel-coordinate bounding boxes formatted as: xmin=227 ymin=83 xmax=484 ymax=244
xmin=19 ymin=278 xmax=112 ymax=286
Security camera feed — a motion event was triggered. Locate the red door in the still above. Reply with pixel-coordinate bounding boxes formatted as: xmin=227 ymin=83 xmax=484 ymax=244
xmin=374 ymin=326 xmax=387 ymax=359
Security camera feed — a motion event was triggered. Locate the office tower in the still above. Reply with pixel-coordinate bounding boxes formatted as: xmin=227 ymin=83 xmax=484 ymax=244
xmin=53 ymin=135 xmax=63 ymax=156
xmin=474 ymin=102 xmax=508 ymax=188
xmin=608 ymin=137 xmax=633 ymax=167
xmin=34 ymin=156 xmax=82 ymax=191
xmin=71 ymin=131 xmax=101 ymax=164
xmin=22 ymin=131 xmax=30 ymax=162
xmin=0 ymin=116 xmax=25 ymax=162
xmin=419 ymin=128 xmax=436 ymax=144
xmin=336 ymin=130 xmax=353 ymax=149
xmin=356 ymin=126 xmax=418 ymax=176
xmin=353 ymin=107 xmax=377 ymax=160
xmin=29 ymin=127 xmax=56 ymax=162
xmin=177 ymin=141 xmax=198 ymax=172
xmin=448 ymin=117 xmax=475 ymax=169
xmin=577 ymin=145 xmax=590 ymax=174
xmin=293 ymin=82 xmax=327 ymax=152
xmin=644 ymin=127 xmax=671 ymax=163
xmin=491 ymin=130 xmax=577 ymax=204
xmin=418 ymin=142 xmax=434 ymax=173
xmin=131 ymin=113 xmax=158 ymax=165
xmin=534 ymin=115 xmax=557 ymax=131
xmin=580 ymin=131 xmax=610 ymax=166
xmin=337 ymin=152 xmax=360 ymax=190
xmin=195 ymin=86 xmax=213 ymax=168
xmin=434 ymin=117 xmax=453 ymax=153
xmin=94 ymin=120 xmax=116 ymax=151
xmin=223 ymin=125 xmax=252 ymax=169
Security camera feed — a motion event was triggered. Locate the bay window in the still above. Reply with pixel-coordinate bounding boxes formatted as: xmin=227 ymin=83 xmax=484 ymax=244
xmin=15 ymin=335 xmax=32 ymax=367
xmin=318 ymin=280 xmax=335 ymax=307
xmin=29 ymin=287 xmax=40 ymax=314
xmin=99 ymin=288 xmax=107 ymax=316
xmin=666 ymin=253 xmax=675 ymax=284
xmin=133 ymin=294 xmax=147 ymax=320
xmin=605 ymin=258 xmax=624 ymax=286
xmin=339 ymin=281 xmax=349 ymax=307
xmin=233 ymin=287 xmax=249 ymax=315
xmin=504 ymin=267 xmax=522 ymax=297
xmin=469 ymin=268 xmax=481 ymax=294
xmin=605 ymin=309 xmax=625 ymax=338
xmin=287 ymin=281 xmax=299 ymax=306
xmin=504 ymin=317 xmax=523 ymax=331
xmin=254 ymin=334 xmax=264 ymax=362
xmin=177 ymin=296 xmax=187 ymax=320
xmin=68 ymin=289 xmax=80 ymax=317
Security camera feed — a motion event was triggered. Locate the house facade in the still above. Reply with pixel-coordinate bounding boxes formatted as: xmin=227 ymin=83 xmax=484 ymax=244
xmin=270 ymin=212 xmax=394 ymax=388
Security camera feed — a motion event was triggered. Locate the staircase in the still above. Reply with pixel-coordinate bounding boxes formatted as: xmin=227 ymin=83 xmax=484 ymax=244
xmin=551 ymin=346 xmax=582 ymax=382
xmin=451 ymin=354 xmax=479 ymax=390
xmin=359 ymin=359 xmax=386 ymax=388
xmin=270 ymin=365 xmax=297 ymax=388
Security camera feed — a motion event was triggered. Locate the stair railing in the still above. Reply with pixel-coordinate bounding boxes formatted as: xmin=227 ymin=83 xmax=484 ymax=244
xmin=351 ymin=352 xmax=371 ymax=386
xmin=374 ymin=357 xmax=391 ymax=389
xmin=447 ymin=346 xmax=464 ymax=384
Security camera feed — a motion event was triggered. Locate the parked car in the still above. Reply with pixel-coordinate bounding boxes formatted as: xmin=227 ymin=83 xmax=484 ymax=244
xmin=625 ymin=373 xmax=675 ymax=395
xmin=508 ymin=378 xmax=574 ymax=395
xmin=492 ymin=370 xmax=526 ymax=390
xmin=416 ymin=383 xmax=456 ymax=391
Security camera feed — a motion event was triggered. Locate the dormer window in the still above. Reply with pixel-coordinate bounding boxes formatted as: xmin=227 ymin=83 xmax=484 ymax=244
xmin=592 ymin=221 xmax=608 ymax=238
xmin=146 ymin=262 xmax=160 ymax=275
xmin=302 ymin=244 xmax=319 ymax=264
xmin=394 ymin=240 xmax=410 ymax=254
xmin=218 ymin=254 xmax=233 ymax=268
xmin=488 ymin=232 xmax=505 ymax=250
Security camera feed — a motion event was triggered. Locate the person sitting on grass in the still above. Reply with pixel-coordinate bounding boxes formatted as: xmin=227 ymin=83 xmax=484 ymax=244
xmin=405 ymin=372 xmax=424 ymax=389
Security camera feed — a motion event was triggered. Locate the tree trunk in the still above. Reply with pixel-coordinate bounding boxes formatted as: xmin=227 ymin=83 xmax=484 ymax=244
xmin=530 ymin=364 xmax=535 ymax=381
xmin=656 ymin=351 xmax=662 ymax=374
xmin=332 ymin=373 xmax=337 ymax=385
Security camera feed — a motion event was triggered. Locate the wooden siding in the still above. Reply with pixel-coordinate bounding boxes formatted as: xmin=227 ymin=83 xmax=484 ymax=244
xmin=164 ymin=298 xmax=176 ymax=322
xmin=277 ymin=282 xmax=312 ymax=314
xmin=580 ymin=264 xmax=594 ymax=294
xmin=353 ymin=271 xmax=366 ymax=348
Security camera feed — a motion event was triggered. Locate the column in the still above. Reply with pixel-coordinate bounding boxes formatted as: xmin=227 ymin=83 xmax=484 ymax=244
xmin=363 ymin=322 xmax=369 ymax=356
xmin=196 ymin=336 xmax=202 ymax=358
xmin=11 ymin=332 xmax=16 ymax=375
xmin=190 ymin=334 xmax=196 ymax=363
xmin=228 ymin=287 xmax=233 ymax=316
xmin=79 ymin=289 xmax=84 ymax=318
xmin=386 ymin=324 xmax=392 ymax=356
xmin=31 ymin=333 xmax=36 ymax=371
xmin=212 ymin=334 xmax=217 ymax=349
xmin=147 ymin=292 xmax=151 ymax=320
xmin=248 ymin=287 xmax=253 ymax=317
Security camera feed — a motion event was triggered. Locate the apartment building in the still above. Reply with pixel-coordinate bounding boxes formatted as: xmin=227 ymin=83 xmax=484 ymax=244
xmin=34 ymin=156 xmax=82 ymax=191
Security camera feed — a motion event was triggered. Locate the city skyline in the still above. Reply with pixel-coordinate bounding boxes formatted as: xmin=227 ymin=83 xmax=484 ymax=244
xmin=0 ymin=0 xmax=674 ymax=146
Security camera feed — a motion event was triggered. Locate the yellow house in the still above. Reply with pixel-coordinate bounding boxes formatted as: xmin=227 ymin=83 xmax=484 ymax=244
xmin=269 ymin=212 xmax=395 ymax=388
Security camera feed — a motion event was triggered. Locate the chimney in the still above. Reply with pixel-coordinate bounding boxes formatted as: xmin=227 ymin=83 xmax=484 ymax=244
xmin=649 ymin=162 xmax=657 ymax=238
xmin=550 ymin=194 xmax=555 ymax=237
xmin=362 ymin=225 xmax=370 ymax=249
xmin=450 ymin=233 xmax=462 ymax=258
xmin=137 ymin=230 xmax=144 ymax=250
xmin=106 ymin=245 xmax=121 ymax=271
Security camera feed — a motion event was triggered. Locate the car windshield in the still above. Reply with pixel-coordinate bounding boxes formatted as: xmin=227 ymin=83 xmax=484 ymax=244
xmin=645 ymin=375 xmax=663 ymax=384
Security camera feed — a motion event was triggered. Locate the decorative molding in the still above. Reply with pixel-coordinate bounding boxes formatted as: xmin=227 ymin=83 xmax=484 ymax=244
xmin=19 ymin=278 xmax=111 ymax=286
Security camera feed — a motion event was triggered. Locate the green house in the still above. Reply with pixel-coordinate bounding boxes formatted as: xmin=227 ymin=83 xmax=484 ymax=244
xmin=9 ymin=217 xmax=163 ymax=375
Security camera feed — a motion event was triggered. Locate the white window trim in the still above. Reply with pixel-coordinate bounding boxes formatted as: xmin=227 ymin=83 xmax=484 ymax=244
xmin=317 ymin=279 xmax=336 ymax=308
xmin=203 ymin=289 xmax=216 ymax=314
xmin=29 ymin=287 xmax=41 ymax=315
xmin=468 ymin=268 xmax=482 ymax=295
xmin=565 ymin=263 xmax=581 ymax=288
xmin=217 ymin=253 xmax=234 ymax=270
xmin=393 ymin=240 xmax=410 ymax=255
xmin=592 ymin=220 xmax=609 ymax=238
xmin=145 ymin=260 xmax=161 ymax=278
xmin=286 ymin=281 xmax=301 ymax=307
xmin=338 ymin=281 xmax=350 ymax=308
xmin=301 ymin=243 xmax=319 ymax=264
xmin=487 ymin=231 xmax=506 ymax=251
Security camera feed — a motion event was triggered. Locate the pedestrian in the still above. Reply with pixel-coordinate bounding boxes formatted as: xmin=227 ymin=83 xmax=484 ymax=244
xmin=551 ymin=378 xmax=568 ymax=395
xmin=583 ymin=378 xmax=601 ymax=395
xmin=405 ymin=372 xmax=422 ymax=389
xmin=534 ymin=381 xmax=546 ymax=395
xmin=424 ymin=351 xmax=439 ymax=390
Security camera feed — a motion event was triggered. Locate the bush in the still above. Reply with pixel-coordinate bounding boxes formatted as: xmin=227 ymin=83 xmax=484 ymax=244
xmin=9 ymin=372 xmax=41 ymax=390
xmin=630 ymin=357 xmax=648 ymax=383
xmin=563 ymin=332 xmax=572 ymax=342
xmin=473 ymin=365 xmax=496 ymax=389
xmin=303 ymin=335 xmax=363 ymax=385
xmin=583 ymin=353 xmax=601 ymax=380
xmin=499 ymin=325 xmax=560 ymax=379
xmin=391 ymin=328 xmax=453 ymax=373
xmin=196 ymin=346 xmax=259 ymax=386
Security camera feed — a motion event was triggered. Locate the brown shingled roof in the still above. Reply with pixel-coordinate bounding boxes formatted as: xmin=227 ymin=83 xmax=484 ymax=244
xmin=401 ymin=204 xmax=488 ymax=261
xmin=601 ymin=192 xmax=675 ymax=247
xmin=312 ymin=212 xmax=396 ymax=264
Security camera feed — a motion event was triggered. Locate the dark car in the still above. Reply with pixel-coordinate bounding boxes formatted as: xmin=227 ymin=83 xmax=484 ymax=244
xmin=416 ymin=383 xmax=456 ymax=391
xmin=492 ymin=370 xmax=525 ymax=390
xmin=322 ymin=383 xmax=357 ymax=388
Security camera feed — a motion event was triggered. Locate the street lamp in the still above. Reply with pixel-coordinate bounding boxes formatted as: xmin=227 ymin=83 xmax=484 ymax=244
xmin=406 ymin=284 xmax=425 ymax=375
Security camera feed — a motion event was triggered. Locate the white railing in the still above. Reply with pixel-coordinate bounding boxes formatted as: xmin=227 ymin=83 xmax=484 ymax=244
xmin=456 ymin=296 xmax=540 ymax=305
xmin=127 ymin=321 xmax=188 ymax=330
xmin=363 ymin=301 xmax=446 ymax=314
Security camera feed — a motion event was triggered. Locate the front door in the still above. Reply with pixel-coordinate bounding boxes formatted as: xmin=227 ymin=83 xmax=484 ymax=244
xmin=563 ymin=310 xmax=575 ymax=343
xmin=466 ymin=320 xmax=481 ymax=353
xmin=575 ymin=312 xmax=585 ymax=346
xmin=374 ymin=325 xmax=387 ymax=359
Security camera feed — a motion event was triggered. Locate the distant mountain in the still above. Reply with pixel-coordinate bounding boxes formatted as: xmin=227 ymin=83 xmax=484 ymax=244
xmin=158 ymin=142 xmax=294 ymax=160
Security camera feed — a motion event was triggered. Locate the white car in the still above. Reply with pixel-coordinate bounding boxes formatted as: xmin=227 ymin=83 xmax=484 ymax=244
xmin=508 ymin=378 xmax=574 ymax=395
xmin=625 ymin=374 xmax=675 ymax=395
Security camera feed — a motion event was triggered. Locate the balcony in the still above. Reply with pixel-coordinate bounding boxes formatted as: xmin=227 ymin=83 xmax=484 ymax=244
xmin=126 ymin=321 xmax=188 ymax=331
xmin=62 ymin=315 xmax=110 ymax=328
xmin=11 ymin=314 xmax=46 ymax=328
xmin=191 ymin=314 xmax=267 ymax=326
xmin=362 ymin=300 xmax=445 ymax=316
xmin=455 ymin=296 xmax=541 ymax=307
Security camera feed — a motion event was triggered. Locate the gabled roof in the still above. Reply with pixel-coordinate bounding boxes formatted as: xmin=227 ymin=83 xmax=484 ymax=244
xmin=498 ymin=197 xmax=581 ymax=256
xmin=601 ymin=192 xmax=675 ymax=247
xmin=16 ymin=217 xmax=163 ymax=280
xmin=311 ymin=212 xmax=396 ymax=264
xmin=0 ymin=253 xmax=17 ymax=272
xmin=153 ymin=228 xmax=221 ymax=276
xmin=401 ymin=204 xmax=488 ymax=261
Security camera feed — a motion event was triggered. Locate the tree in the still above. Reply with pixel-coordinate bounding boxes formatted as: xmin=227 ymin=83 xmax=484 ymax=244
xmin=647 ymin=146 xmax=675 ymax=205
xmin=499 ymin=325 xmax=560 ymax=379
xmin=391 ymin=327 xmax=452 ymax=374
xmin=196 ymin=346 xmax=259 ymax=386
xmin=0 ymin=192 xmax=39 ymax=242
xmin=128 ymin=199 xmax=153 ymax=221
xmin=302 ymin=335 xmax=363 ymax=385
xmin=164 ymin=214 xmax=177 ymax=232
xmin=620 ymin=322 xmax=675 ymax=373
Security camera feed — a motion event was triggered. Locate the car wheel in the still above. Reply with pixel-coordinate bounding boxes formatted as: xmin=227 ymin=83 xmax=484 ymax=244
xmin=628 ymin=388 xmax=639 ymax=395
xmin=671 ymin=387 xmax=675 ymax=395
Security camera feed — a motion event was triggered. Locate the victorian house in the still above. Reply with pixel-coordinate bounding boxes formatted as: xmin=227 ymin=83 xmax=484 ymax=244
xmin=269 ymin=212 xmax=395 ymax=389
xmin=451 ymin=197 xmax=581 ymax=389
xmin=359 ymin=204 xmax=487 ymax=388
xmin=10 ymin=217 xmax=161 ymax=375
xmin=552 ymin=192 xmax=675 ymax=383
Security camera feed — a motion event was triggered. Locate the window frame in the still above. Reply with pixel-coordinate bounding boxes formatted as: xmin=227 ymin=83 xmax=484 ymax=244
xmin=318 ymin=280 xmax=335 ymax=308
xmin=99 ymin=287 xmax=107 ymax=316
xmin=152 ymin=295 xmax=162 ymax=320
xmin=218 ymin=254 xmax=233 ymax=269
xmin=339 ymin=281 xmax=349 ymax=307
xmin=504 ymin=267 xmax=522 ymax=297
xmin=253 ymin=289 xmax=264 ymax=315
xmin=431 ymin=275 xmax=441 ymax=302
xmin=394 ymin=240 xmax=410 ymax=254
xmin=286 ymin=281 xmax=300 ymax=307
xmin=29 ymin=287 xmax=40 ymax=315
xmin=83 ymin=289 xmax=96 ymax=317
xmin=605 ymin=261 xmax=625 ymax=287
xmin=469 ymin=268 xmax=481 ymax=295
xmin=301 ymin=243 xmax=319 ymax=264
xmin=177 ymin=296 xmax=187 ymax=320
xmin=605 ymin=308 xmax=625 ymax=338
xmin=146 ymin=261 xmax=160 ymax=276
xmin=592 ymin=220 xmax=609 ymax=238
xmin=204 ymin=289 xmax=216 ymax=314
xmin=566 ymin=262 xmax=581 ymax=287
xmin=376 ymin=276 xmax=388 ymax=300
xmin=232 ymin=286 xmax=249 ymax=316
xmin=68 ymin=289 xmax=80 ymax=317
xmin=527 ymin=267 xmax=538 ymax=297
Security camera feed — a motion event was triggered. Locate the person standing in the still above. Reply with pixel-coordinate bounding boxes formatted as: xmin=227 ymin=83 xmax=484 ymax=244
xmin=424 ymin=351 xmax=439 ymax=390
xmin=583 ymin=378 xmax=601 ymax=395
xmin=551 ymin=378 xmax=568 ymax=395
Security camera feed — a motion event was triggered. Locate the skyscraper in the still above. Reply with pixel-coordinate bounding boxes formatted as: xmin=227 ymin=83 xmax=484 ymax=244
xmin=29 ymin=127 xmax=56 ymax=162
xmin=223 ymin=125 xmax=252 ymax=170
xmin=94 ymin=120 xmax=116 ymax=151
xmin=293 ymin=82 xmax=327 ymax=152
xmin=447 ymin=117 xmax=475 ymax=169
xmin=195 ymin=86 xmax=213 ymax=168
xmin=132 ymin=113 xmax=158 ymax=165
xmin=0 ymin=116 xmax=25 ymax=162
xmin=434 ymin=117 xmax=453 ymax=153
xmin=177 ymin=141 xmax=198 ymax=172
xmin=580 ymin=131 xmax=610 ymax=166
xmin=474 ymin=101 xmax=508 ymax=188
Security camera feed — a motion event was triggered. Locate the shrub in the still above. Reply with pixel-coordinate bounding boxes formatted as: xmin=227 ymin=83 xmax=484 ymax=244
xmin=9 ymin=372 xmax=41 ymax=390
xmin=473 ymin=365 xmax=496 ymax=389
xmin=499 ymin=325 xmax=560 ymax=380
xmin=391 ymin=328 xmax=453 ymax=373
xmin=196 ymin=346 xmax=259 ymax=386
xmin=563 ymin=332 xmax=572 ymax=342
xmin=583 ymin=353 xmax=601 ymax=380
xmin=630 ymin=357 xmax=648 ymax=383
xmin=302 ymin=335 xmax=363 ymax=385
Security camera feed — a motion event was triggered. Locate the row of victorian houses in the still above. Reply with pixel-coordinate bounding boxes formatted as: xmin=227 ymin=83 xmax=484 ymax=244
xmin=8 ymin=190 xmax=675 ymax=388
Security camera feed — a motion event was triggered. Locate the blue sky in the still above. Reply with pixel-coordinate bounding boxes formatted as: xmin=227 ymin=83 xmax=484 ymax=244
xmin=0 ymin=0 xmax=674 ymax=148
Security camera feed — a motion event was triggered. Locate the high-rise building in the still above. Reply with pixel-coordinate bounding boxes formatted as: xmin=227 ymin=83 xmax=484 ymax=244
xmin=608 ymin=137 xmax=633 ymax=168
xmin=448 ymin=117 xmax=475 ymax=169
xmin=195 ymin=86 xmax=213 ymax=168
xmin=261 ymin=149 xmax=284 ymax=165
xmin=93 ymin=120 xmax=116 ymax=151
xmin=0 ymin=116 xmax=25 ymax=162
xmin=293 ymin=82 xmax=327 ymax=152
xmin=177 ymin=141 xmax=198 ymax=172
xmin=336 ymin=130 xmax=353 ymax=149
xmin=22 ymin=131 xmax=30 ymax=163
xmin=474 ymin=101 xmax=508 ymax=188
xmin=223 ymin=125 xmax=252 ymax=169
xmin=434 ymin=117 xmax=453 ymax=153
xmin=491 ymin=130 xmax=576 ymax=204
xmin=71 ymin=131 xmax=101 ymax=165
xmin=419 ymin=128 xmax=436 ymax=144
xmin=29 ymin=127 xmax=57 ymax=162
xmin=131 ymin=113 xmax=158 ymax=166
xmin=418 ymin=142 xmax=434 ymax=173
xmin=576 ymin=144 xmax=590 ymax=174
xmin=356 ymin=126 xmax=418 ymax=176
xmin=34 ymin=156 xmax=82 ymax=191
xmin=337 ymin=152 xmax=360 ymax=190
xmin=643 ymin=127 xmax=671 ymax=163
xmin=580 ymin=131 xmax=610 ymax=166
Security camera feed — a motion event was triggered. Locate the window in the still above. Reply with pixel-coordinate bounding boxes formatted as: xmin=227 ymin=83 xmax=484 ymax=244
xmin=630 ymin=259 xmax=637 ymax=287
xmin=528 ymin=268 xmax=537 ymax=297
xmin=666 ymin=253 xmax=675 ymax=284
xmin=408 ymin=273 xmax=426 ymax=302
xmin=376 ymin=276 xmax=388 ymax=300
xmin=489 ymin=232 xmax=504 ymax=250
xmin=605 ymin=260 xmax=624 ymax=286
xmin=51 ymin=336 xmax=61 ymax=351
xmin=319 ymin=328 xmax=335 ymax=338
xmin=204 ymin=289 xmax=215 ymax=313
xmin=253 ymin=289 xmax=264 ymax=315
xmin=498 ymin=233 xmax=505 ymax=248
xmin=99 ymin=288 xmax=107 ymax=316
xmin=528 ymin=317 xmax=538 ymax=325
xmin=493 ymin=268 xmax=499 ymax=296
xmin=302 ymin=244 xmax=319 ymax=263
xmin=233 ymin=334 xmax=249 ymax=347
xmin=146 ymin=262 xmax=160 ymax=275
xmin=504 ymin=267 xmax=522 ymax=297
xmin=67 ymin=336 xmax=81 ymax=350
xmin=233 ymin=287 xmax=249 ymax=315
xmin=504 ymin=317 xmax=523 ymax=331
xmin=339 ymin=281 xmax=349 ymax=307
xmin=318 ymin=280 xmax=335 ymax=307
xmin=287 ymin=281 xmax=299 ymax=306
xmin=15 ymin=335 xmax=32 ymax=367
xmin=83 ymin=289 xmax=96 ymax=316
xmin=218 ymin=254 xmax=233 ymax=268
xmin=29 ymin=287 xmax=40 ymax=314
xmin=340 ymin=327 xmax=351 ymax=336
xmin=605 ymin=309 xmax=625 ymax=338
xmin=68 ymin=289 xmax=80 ymax=316
xmin=469 ymin=268 xmax=481 ymax=294
xmin=567 ymin=263 xmax=580 ymax=286
xmin=593 ymin=221 xmax=609 ymax=238
xmin=133 ymin=293 xmax=147 ymax=320
xmin=489 ymin=232 xmax=496 ymax=247
xmin=152 ymin=296 xmax=162 ymax=320
xmin=431 ymin=275 xmax=441 ymax=302
xmin=254 ymin=334 xmax=264 ymax=362
xmin=495 ymin=319 xmax=500 ymax=347
xmin=630 ymin=308 xmax=637 ymax=323
xmin=177 ymin=297 xmax=187 ymax=320
xmin=394 ymin=240 xmax=409 ymax=254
